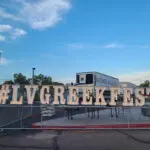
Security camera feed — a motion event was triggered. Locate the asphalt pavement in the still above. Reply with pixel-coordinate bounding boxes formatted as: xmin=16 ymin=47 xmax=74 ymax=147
xmin=0 ymin=130 xmax=150 ymax=150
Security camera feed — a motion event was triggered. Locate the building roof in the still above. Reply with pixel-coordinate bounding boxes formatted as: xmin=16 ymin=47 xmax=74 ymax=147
xmin=120 ymin=82 xmax=137 ymax=87
xmin=76 ymin=71 xmax=119 ymax=80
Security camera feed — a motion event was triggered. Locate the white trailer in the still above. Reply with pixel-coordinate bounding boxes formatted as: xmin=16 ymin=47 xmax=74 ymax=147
xmin=75 ymin=72 xmax=120 ymax=101
xmin=76 ymin=72 xmax=119 ymax=88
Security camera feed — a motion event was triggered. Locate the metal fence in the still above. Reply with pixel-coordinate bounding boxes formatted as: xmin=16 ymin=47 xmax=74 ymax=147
xmin=0 ymin=103 xmax=57 ymax=128
xmin=0 ymin=105 xmax=150 ymax=129
xmin=0 ymin=104 xmax=36 ymax=128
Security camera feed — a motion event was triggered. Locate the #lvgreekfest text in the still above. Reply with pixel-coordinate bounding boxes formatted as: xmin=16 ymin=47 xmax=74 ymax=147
xmin=0 ymin=85 xmax=148 ymax=106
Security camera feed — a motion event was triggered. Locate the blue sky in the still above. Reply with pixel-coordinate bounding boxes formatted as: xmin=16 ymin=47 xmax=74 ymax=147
xmin=0 ymin=0 xmax=150 ymax=85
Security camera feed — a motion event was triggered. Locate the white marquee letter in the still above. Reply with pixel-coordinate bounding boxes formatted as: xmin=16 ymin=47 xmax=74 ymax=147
xmin=10 ymin=85 xmax=23 ymax=104
xmin=123 ymin=88 xmax=133 ymax=106
xmin=40 ymin=85 xmax=50 ymax=104
xmin=82 ymin=87 xmax=93 ymax=105
xmin=109 ymin=87 xmax=120 ymax=106
xmin=68 ymin=86 xmax=79 ymax=105
xmin=146 ymin=88 xmax=150 ymax=96
xmin=25 ymin=85 xmax=38 ymax=104
xmin=95 ymin=87 xmax=106 ymax=105
xmin=53 ymin=86 xmax=65 ymax=105
xmin=0 ymin=85 xmax=10 ymax=104
xmin=135 ymin=88 xmax=145 ymax=106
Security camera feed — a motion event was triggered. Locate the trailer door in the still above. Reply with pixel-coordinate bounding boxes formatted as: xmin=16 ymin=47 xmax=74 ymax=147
xmin=86 ymin=74 xmax=93 ymax=84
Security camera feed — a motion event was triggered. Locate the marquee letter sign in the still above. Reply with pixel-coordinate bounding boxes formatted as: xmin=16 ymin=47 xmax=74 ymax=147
xmin=0 ymin=84 xmax=148 ymax=106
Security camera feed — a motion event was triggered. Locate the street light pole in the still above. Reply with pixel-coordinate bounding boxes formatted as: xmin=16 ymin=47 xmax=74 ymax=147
xmin=32 ymin=67 xmax=36 ymax=84
xmin=31 ymin=67 xmax=36 ymax=116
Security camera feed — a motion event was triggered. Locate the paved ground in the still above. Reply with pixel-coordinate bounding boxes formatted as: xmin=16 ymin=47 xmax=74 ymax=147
xmin=0 ymin=130 xmax=150 ymax=150
xmin=58 ymin=130 xmax=150 ymax=150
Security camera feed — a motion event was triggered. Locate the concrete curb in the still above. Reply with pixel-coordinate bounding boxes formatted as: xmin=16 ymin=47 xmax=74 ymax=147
xmin=31 ymin=123 xmax=150 ymax=129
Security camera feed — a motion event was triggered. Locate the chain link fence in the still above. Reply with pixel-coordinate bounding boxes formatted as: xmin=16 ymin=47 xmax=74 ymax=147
xmin=0 ymin=104 xmax=41 ymax=128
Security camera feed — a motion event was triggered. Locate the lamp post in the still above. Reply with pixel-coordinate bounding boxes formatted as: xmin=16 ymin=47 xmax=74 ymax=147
xmin=32 ymin=67 xmax=36 ymax=84
xmin=31 ymin=67 xmax=36 ymax=116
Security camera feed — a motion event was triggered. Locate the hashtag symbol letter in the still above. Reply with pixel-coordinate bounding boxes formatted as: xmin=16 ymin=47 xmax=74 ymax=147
xmin=0 ymin=85 xmax=10 ymax=104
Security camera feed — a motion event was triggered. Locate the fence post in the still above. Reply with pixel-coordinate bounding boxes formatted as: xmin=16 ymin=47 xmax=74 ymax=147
xmin=127 ymin=107 xmax=130 ymax=129
xmin=31 ymin=104 xmax=33 ymax=117
xmin=40 ymin=105 xmax=42 ymax=129
xmin=17 ymin=105 xmax=19 ymax=118
xmin=20 ymin=104 xmax=23 ymax=128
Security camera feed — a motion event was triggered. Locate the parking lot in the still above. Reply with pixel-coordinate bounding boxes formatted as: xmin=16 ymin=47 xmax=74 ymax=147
xmin=0 ymin=130 xmax=150 ymax=150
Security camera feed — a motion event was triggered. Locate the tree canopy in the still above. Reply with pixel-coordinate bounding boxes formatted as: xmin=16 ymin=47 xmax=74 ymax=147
xmin=3 ymin=80 xmax=14 ymax=84
xmin=14 ymin=73 xmax=29 ymax=85
xmin=1 ymin=73 xmax=63 ymax=86
xmin=34 ymin=74 xmax=52 ymax=85
xmin=139 ymin=80 xmax=150 ymax=87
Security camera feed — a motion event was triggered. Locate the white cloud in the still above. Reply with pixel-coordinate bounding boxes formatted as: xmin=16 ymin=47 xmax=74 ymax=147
xmin=118 ymin=71 xmax=150 ymax=85
xmin=11 ymin=28 xmax=27 ymax=39
xmin=67 ymin=43 xmax=85 ymax=49
xmin=55 ymin=77 xmax=75 ymax=84
xmin=67 ymin=43 xmax=150 ymax=50
xmin=103 ymin=42 xmax=124 ymax=49
xmin=0 ymin=52 xmax=8 ymax=65
xmin=0 ymin=8 xmax=22 ymax=21
xmin=0 ymin=25 xmax=13 ymax=32
xmin=0 ymin=24 xmax=27 ymax=40
xmin=0 ymin=0 xmax=71 ymax=30
xmin=0 ymin=58 xmax=8 ymax=64
xmin=0 ymin=35 xmax=6 ymax=41
xmin=16 ymin=0 xmax=71 ymax=29
xmin=140 ymin=45 xmax=150 ymax=49
xmin=41 ymin=53 xmax=61 ymax=59
xmin=67 ymin=42 xmax=125 ymax=50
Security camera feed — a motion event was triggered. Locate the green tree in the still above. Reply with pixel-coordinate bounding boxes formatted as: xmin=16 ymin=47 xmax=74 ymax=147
xmin=13 ymin=73 xmax=29 ymax=85
xmin=139 ymin=80 xmax=150 ymax=87
xmin=34 ymin=74 xmax=52 ymax=85
xmin=3 ymin=80 xmax=14 ymax=84
xmin=52 ymin=82 xmax=64 ymax=85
